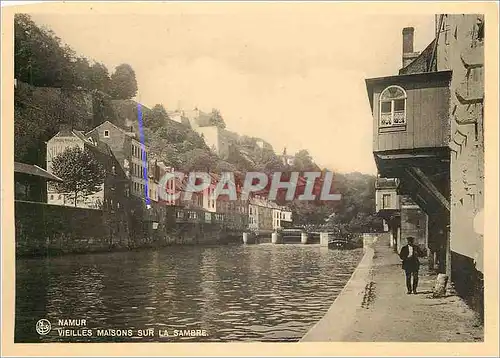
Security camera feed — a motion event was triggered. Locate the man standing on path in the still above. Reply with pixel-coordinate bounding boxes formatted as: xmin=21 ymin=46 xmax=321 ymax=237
xmin=399 ymin=237 xmax=422 ymax=294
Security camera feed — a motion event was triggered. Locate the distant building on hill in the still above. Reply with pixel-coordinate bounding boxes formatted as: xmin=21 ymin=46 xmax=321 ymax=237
xmin=182 ymin=107 xmax=238 ymax=160
xmin=255 ymin=138 xmax=273 ymax=150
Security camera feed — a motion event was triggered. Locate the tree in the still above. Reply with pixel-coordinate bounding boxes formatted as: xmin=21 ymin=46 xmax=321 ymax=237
xmin=14 ymin=14 xmax=75 ymax=87
xmin=70 ymin=56 xmax=92 ymax=89
xmin=213 ymin=160 xmax=237 ymax=173
xmin=209 ymin=108 xmax=226 ymax=129
xmin=152 ymin=104 xmax=168 ymax=118
xmin=292 ymin=149 xmax=320 ymax=172
xmin=143 ymin=104 xmax=168 ymax=130
xmin=155 ymin=125 xmax=186 ymax=144
xmin=109 ymin=63 xmax=138 ymax=99
xmin=89 ymin=62 xmax=111 ymax=93
xmin=50 ymin=146 xmax=106 ymax=206
xmin=254 ymin=148 xmax=285 ymax=173
xmin=179 ymin=148 xmax=217 ymax=171
xmin=228 ymin=144 xmax=255 ymax=172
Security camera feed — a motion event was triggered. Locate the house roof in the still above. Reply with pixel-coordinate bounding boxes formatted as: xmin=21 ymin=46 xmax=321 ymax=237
xmin=87 ymin=120 xmax=142 ymax=143
xmin=15 ymin=162 xmax=63 ymax=182
xmin=399 ymin=39 xmax=437 ymax=75
xmin=365 ymin=70 xmax=453 ymax=110
xmin=71 ymin=130 xmax=114 ymax=157
xmin=249 ymin=197 xmax=279 ymax=208
xmin=51 ymin=128 xmax=120 ymax=164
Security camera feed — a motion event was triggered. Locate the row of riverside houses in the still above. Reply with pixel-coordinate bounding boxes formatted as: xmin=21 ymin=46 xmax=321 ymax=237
xmin=42 ymin=120 xmax=293 ymax=240
xmin=249 ymin=195 xmax=293 ymax=235
xmin=367 ymin=15 xmax=484 ymax=316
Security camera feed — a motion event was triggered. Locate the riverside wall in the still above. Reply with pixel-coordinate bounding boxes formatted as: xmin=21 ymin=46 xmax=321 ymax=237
xmin=300 ymin=233 xmax=378 ymax=341
xmin=15 ymin=201 xmax=242 ymax=257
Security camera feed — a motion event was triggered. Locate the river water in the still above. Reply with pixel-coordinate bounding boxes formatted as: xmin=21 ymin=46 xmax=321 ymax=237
xmin=15 ymin=243 xmax=363 ymax=342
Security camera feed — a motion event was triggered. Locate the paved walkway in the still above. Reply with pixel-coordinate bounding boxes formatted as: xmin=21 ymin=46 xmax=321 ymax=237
xmin=301 ymin=235 xmax=484 ymax=342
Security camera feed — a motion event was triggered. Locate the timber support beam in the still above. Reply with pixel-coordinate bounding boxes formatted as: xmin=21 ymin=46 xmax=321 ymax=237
xmin=406 ymin=167 xmax=450 ymax=213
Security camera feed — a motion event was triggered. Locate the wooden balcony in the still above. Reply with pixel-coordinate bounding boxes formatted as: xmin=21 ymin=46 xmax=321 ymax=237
xmin=366 ymin=71 xmax=452 ymax=216
xmin=366 ymin=71 xmax=452 ymax=154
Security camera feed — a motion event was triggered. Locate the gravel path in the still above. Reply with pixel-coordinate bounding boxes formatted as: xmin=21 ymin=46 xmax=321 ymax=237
xmin=302 ymin=235 xmax=484 ymax=342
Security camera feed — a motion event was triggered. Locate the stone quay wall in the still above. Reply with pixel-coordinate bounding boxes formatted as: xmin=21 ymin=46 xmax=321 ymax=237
xmin=15 ymin=201 xmax=242 ymax=257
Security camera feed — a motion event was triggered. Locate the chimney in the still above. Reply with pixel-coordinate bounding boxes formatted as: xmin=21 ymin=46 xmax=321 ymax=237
xmin=403 ymin=27 xmax=414 ymax=53
xmin=402 ymin=27 xmax=420 ymax=68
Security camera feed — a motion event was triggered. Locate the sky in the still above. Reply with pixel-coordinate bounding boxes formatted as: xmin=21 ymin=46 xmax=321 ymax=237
xmin=28 ymin=5 xmax=436 ymax=175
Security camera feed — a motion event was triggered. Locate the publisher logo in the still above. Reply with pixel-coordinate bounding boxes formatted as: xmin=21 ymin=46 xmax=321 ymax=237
xmin=36 ymin=319 xmax=51 ymax=335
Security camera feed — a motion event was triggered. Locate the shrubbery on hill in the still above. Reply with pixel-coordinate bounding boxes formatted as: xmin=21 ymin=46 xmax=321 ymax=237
xmin=14 ymin=13 xmax=383 ymax=233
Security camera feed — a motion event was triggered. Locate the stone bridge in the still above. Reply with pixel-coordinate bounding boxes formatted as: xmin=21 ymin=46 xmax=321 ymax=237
xmin=242 ymin=227 xmax=352 ymax=248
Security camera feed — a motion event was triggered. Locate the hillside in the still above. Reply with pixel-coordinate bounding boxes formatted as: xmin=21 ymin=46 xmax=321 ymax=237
xmin=14 ymin=81 xmax=96 ymax=164
xmin=14 ymin=82 xmax=382 ymax=232
xmin=13 ymin=13 xmax=383 ymax=232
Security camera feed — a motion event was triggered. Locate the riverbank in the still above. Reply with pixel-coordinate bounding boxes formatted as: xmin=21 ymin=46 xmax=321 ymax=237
xmin=301 ymin=233 xmax=484 ymax=342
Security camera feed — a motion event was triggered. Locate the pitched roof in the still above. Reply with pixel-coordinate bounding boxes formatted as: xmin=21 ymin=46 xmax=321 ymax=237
xmin=249 ymin=197 xmax=279 ymax=208
xmin=15 ymin=162 xmax=63 ymax=182
xmin=87 ymin=120 xmax=140 ymax=142
xmin=70 ymin=130 xmax=114 ymax=157
xmin=399 ymin=39 xmax=436 ymax=75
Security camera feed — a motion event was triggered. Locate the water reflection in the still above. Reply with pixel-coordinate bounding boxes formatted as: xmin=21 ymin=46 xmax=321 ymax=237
xmin=16 ymin=244 xmax=362 ymax=342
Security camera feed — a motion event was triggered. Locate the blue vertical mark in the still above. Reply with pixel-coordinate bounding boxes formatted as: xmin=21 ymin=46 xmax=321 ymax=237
xmin=137 ymin=103 xmax=150 ymax=206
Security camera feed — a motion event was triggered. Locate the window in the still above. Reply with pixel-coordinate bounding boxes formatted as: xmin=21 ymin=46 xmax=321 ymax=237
xmin=104 ymin=130 xmax=110 ymax=138
xmin=379 ymin=86 xmax=407 ymax=128
xmin=382 ymin=194 xmax=391 ymax=209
